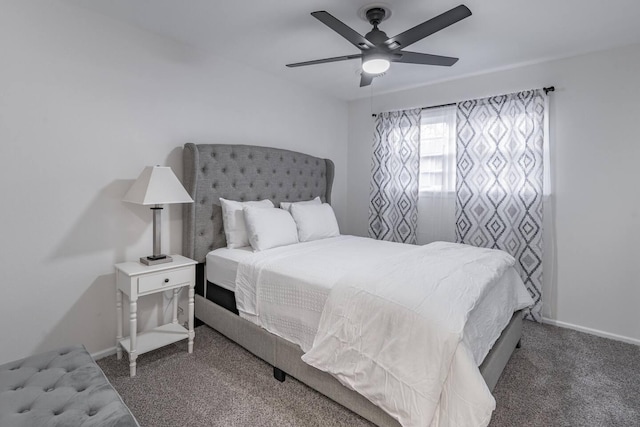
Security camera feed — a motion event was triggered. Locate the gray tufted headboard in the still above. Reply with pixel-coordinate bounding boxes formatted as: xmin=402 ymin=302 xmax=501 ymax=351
xmin=182 ymin=143 xmax=335 ymax=263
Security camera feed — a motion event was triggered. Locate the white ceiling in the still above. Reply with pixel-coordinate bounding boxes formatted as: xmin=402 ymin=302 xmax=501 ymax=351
xmin=68 ymin=0 xmax=640 ymax=101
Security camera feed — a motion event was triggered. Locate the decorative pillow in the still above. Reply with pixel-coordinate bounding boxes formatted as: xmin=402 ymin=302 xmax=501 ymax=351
xmin=243 ymin=206 xmax=299 ymax=251
xmin=220 ymin=198 xmax=274 ymax=249
xmin=290 ymin=203 xmax=340 ymax=242
xmin=280 ymin=196 xmax=322 ymax=212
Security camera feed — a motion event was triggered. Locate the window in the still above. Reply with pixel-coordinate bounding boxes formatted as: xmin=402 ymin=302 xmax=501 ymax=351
xmin=419 ymin=105 xmax=457 ymax=194
xmin=416 ymin=105 xmax=457 ymax=245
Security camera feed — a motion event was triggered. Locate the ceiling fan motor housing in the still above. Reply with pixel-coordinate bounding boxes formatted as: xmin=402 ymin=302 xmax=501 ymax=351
xmin=364 ymin=8 xmax=393 ymax=49
xmin=366 ymin=7 xmax=386 ymax=26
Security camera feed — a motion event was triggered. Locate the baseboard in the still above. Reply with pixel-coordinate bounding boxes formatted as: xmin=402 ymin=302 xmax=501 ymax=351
xmin=91 ymin=346 xmax=117 ymax=360
xmin=89 ymin=319 xmax=638 ymax=359
xmin=542 ymin=317 xmax=640 ymax=346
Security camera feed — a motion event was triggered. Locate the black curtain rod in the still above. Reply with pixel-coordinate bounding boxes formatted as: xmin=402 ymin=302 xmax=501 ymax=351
xmin=372 ymin=86 xmax=555 ymax=118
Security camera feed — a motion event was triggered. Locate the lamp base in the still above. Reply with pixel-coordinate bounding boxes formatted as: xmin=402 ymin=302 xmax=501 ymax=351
xmin=140 ymin=254 xmax=173 ymax=266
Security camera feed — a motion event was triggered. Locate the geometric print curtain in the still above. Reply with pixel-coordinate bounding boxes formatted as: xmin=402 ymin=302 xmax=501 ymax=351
xmin=368 ymin=108 xmax=421 ymax=244
xmin=455 ymin=90 xmax=545 ymax=321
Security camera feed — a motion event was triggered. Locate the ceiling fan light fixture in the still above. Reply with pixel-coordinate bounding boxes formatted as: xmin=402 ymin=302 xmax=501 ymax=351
xmin=362 ymin=57 xmax=390 ymax=74
xmin=288 ymin=5 xmax=472 ymax=87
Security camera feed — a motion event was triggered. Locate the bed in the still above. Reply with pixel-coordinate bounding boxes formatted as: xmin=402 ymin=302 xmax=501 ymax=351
xmin=182 ymin=143 xmax=528 ymax=427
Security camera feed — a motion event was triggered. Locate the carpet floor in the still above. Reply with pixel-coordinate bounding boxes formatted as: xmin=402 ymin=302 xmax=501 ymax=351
xmin=98 ymin=321 xmax=640 ymax=426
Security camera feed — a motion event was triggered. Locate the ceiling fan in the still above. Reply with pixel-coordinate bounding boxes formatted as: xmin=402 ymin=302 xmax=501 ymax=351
xmin=286 ymin=5 xmax=472 ymax=87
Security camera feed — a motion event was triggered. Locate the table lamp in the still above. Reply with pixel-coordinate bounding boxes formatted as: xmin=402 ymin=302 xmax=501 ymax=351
xmin=123 ymin=166 xmax=193 ymax=265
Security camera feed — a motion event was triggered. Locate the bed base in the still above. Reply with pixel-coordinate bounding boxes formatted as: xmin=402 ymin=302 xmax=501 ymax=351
xmin=195 ymin=294 xmax=523 ymax=427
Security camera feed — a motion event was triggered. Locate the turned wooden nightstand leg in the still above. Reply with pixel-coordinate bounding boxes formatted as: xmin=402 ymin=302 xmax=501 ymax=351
xmin=129 ymin=299 xmax=138 ymax=377
xmin=188 ymin=286 xmax=195 ymax=353
xmin=172 ymin=288 xmax=179 ymax=324
xmin=116 ymin=290 xmax=123 ymax=360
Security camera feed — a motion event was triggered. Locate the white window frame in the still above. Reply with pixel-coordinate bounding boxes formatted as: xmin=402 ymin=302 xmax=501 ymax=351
xmin=418 ymin=106 xmax=457 ymax=196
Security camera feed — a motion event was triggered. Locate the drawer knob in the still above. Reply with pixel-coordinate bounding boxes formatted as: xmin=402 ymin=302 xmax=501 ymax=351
xmin=164 ymin=278 xmax=170 ymax=283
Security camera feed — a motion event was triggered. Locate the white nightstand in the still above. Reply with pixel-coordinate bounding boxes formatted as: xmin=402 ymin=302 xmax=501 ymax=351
xmin=115 ymin=255 xmax=197 ymax=377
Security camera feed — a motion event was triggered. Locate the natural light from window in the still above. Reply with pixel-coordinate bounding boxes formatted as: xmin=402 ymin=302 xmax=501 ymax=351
xmin=419 ymin=106 xmax=457 ymax=194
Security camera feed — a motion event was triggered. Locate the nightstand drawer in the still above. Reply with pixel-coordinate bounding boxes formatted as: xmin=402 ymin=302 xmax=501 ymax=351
xmin=137 ymin=267 xmax=192 ymax=294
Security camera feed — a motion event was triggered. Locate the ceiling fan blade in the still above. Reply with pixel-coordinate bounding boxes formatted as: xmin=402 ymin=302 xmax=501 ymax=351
xmin=311 ymin=11 xmax=375 ymax=50
xmin=386 ymin=5 xmax=471 ymax=50
xmin=360 ymin=73 xmax=374 ymax=87
xmin=393 ymin=51 xmax=459 ymax=66
xmin=286 ymin=54 xmax=362 ymax=68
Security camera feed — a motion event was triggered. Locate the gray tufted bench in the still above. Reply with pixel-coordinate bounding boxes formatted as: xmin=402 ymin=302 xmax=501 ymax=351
xmin=0 ymin=345 xmax=139 ymax=427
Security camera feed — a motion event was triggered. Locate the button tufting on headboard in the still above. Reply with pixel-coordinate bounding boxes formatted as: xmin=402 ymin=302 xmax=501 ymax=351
xmin=182 ymin=143 xmax=334 ymax=263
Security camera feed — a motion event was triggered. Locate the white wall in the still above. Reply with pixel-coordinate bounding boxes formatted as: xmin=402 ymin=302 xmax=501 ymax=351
xmin=0 ymin=0 xmax=348 ymax=363
xmin=347 ymin=44 xmax=640 ymax=344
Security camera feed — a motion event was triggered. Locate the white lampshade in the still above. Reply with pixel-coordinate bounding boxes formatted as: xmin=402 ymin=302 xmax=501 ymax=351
xmin=123 ymin=166 xmax=193 ymax=205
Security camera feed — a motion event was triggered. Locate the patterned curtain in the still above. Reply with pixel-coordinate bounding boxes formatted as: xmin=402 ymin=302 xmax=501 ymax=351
xmin=455 ymin=90 xmax=545 ymax=321
xmin=368 ymin=109 xmax=421 ymax=244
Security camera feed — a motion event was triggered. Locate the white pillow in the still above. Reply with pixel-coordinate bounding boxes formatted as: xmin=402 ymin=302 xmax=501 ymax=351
xmin=290 ymin=203 xmax=340 ymax=242
xmin=220 ymin=198 xmax=274 ymax=249
xmin=243 ymin=206 xmax=299 ymax=251
xmin=280 ymin=196 xmax=321 ymax=212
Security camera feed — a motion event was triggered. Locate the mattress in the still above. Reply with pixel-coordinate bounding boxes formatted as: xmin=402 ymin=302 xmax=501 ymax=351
xmin=206 ymin=246 xmax=254 ymax=291
xmin=208 ymin=235 xmax=531 ymax=365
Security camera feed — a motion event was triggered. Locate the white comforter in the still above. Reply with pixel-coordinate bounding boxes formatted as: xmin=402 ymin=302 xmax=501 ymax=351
xmin=235 ymin=236 xmax=416 ymax=351
xmin=301 ymin=241 xmax=531 ymax=427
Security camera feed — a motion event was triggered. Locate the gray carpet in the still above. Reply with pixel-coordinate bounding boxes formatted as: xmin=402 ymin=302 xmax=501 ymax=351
xmin=98 ymin=321 xmax=640 ymax=426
